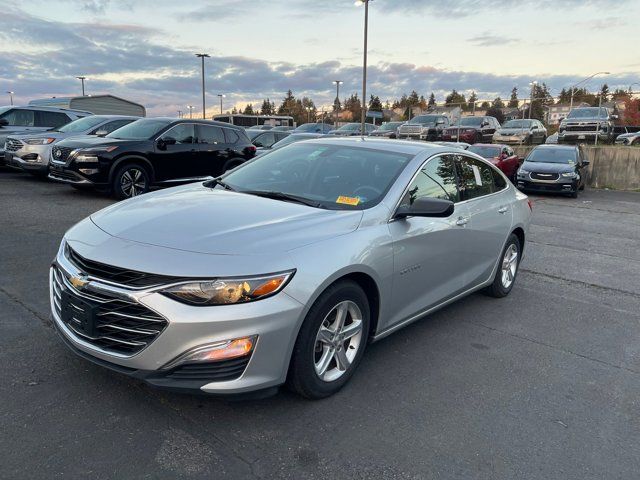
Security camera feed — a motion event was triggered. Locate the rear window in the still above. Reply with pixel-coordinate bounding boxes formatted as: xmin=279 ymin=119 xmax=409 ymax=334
xmin=468 ymin=145 xmax=501 ymax=158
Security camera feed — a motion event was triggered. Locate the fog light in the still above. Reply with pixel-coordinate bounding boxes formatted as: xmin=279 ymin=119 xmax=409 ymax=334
xmin=79 ymin=168 xmax=99 ymax=175
xmin=162 ymin=335 xmax=257 ymax=370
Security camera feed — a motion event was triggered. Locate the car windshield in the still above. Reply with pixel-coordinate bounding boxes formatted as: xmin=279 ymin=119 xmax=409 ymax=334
xmin=503 ymin=120 xmax=532 ymax=129
xmin=526 ymin=147 xmax=577 ymax=164
xmin=57 ymin=116 xmax=106 ymax=133
xmin=457 ymin=117 xmax=484 ymax=126
xmin=220 ymin=143 xmax=413 ymax=210
xmin=295 ymin=123 xmax=325 ymax=132
xmin=378 ymin=122 xmax=402 ymax=131
xmin=408 ymin=115 xmax=439 ymax=125
xmin=337 ymin=123 xmax=360 ymax=131
xmin=246 ymin=130 xmax=264 ymax=140
xmin=468 ymin=145 xmax=501 ymax=158
xmin=0 ymin=107 xmax=11 ymax=116
xmin=270 ymin=134 xmax=316 ymax=149
xmin=567 ymin=108 xmax=608 ymax=119
xmin=107 ymin=119 xmax=172 ymax=140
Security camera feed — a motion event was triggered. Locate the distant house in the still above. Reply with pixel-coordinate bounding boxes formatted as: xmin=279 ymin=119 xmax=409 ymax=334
xmin=427 ymin=105 xmax=462 ymax=123
xmin=29 ymin=94 xmax=146 ymax=117
xmin=500 ymin=108 xmax=522 ymax=121
xmin=547 ymin=102 xmax=589 ymax=126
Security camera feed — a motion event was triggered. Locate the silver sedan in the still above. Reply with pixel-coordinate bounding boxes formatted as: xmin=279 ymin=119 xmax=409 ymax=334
xmin=50 ymin=138 xmax=532 ymax=399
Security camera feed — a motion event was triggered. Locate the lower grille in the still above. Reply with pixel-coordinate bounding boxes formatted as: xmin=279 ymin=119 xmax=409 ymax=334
xmin=530 ymin=172 xmax=559 ymax=181
xmin=565 ymin=125 xmax=597 ymax=132
xmin=50 ymin=169 xmax=81 ymax=181
xmin=166 ymin=357 xmax=250 ymax=382
xmin=51 ymin=266 xmax=168 ymax=355
xmin=5 ymin=138 xmax=22 ymax=152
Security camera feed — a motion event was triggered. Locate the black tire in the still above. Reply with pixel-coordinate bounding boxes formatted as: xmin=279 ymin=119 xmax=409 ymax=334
xmin=222 ymin=158 xmax=244 ymax=173
xmin=474 ymin=133 xmax=482 ymax=144
xmin=112 ymin=163 xmax=150 ymax=200
xmin=287 ymin=280 xmax=370 ymax=399
xmin=570 ymin=188 xmax=578 ymax=198
xmin=483 ymin=233 xmax=521 ymax=298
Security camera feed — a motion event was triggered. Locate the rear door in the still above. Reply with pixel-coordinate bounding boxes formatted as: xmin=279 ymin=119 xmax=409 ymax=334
xmin=196 ymin=124 xmax=227 ymax=177
xmin=388 ymin=154 xmax=471 ymax=327
xmin=153 ymin=123 xmax=198 ymax=180
xmin=456 ymin=154 xmax=512 ymax=288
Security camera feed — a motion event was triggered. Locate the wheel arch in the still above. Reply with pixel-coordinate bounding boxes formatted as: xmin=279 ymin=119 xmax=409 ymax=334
xmin=511 ymin=226 xmax=525 ymax=255
xmin=109 ymin=155 xmax=155 ymax=184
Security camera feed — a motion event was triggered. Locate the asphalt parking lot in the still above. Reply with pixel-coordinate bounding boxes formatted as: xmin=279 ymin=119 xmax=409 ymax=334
xmin=1 ymin=170 xmax=640 ymax=480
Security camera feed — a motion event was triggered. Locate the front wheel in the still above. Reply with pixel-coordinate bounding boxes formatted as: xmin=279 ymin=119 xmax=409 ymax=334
xmin=484 ymin=234 xmax=521 ymax=298
xmin=287 ymin=280 xmax=370 ymax=399
xmin=112 ymin=163 xmax=150 ymax=200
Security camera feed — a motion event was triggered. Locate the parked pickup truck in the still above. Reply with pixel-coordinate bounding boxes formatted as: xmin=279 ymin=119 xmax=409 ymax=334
xmin=558 ymin=107 xmax=617 ymax=144
xmin=397 ymin=114 xmax=450 ymax=141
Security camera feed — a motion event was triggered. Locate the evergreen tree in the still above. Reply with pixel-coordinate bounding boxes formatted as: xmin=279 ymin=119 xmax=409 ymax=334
xmin=508 ymin=87 xmax=519 ymax=108
xmin=243 ymin=104 xmax=254 ymax=115
xmin=368 ymin=95 xmax=383 ymax=112
xmin=468 ymin=91 xmax=478 ymax=111
xmin=445 ymin=89 xmax=466 ymax=109
xmin=599 ymin=84 xmax=610 ymax=103
xmin=428 ymin=92 xmax=436 ymax=107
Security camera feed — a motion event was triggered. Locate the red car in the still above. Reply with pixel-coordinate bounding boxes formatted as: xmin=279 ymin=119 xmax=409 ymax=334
xmin=467 ymin=143 xmax=520 ymax=180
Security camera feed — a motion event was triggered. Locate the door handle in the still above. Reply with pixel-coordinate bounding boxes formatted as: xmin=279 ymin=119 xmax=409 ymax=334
xmin=455 ymin=216 xmax=468 ymax=226
xmin=498 ymin=206 xmax=508 ymax=214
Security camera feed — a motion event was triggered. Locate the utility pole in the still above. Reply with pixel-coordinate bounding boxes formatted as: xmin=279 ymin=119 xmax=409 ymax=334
xmin=76 ymin=76 xmax=86 ymax=96
xmin=217 ymin=94 xmax=225 ymax=114
xmin=195 ymin=53 xmax=210 ymax=119
xmin=356 ymin=0 xmax=370 ymax=135
xmin=6 ymin=91 xmax=14 ymax=105
xmin=187 ymin=105 xmax=194 ymax=119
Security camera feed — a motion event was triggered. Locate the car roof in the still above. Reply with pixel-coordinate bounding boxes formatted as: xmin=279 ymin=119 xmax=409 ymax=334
xmin=469 ymin=143 xmax=501 ymax=147
xmin=139 ymin=117 xmax=244 ymax=130
xmin=297 ymin=136 xmax=458 ymax=156
xmin=533 ymin=144 xmax=577 ymax=151
xmin=2 ymin=105 xmax=93 ymax=115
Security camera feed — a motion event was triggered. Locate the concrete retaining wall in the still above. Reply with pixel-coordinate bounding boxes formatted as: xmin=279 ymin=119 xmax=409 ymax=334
xmin=510 ymin=145 xmax=640 ymax=191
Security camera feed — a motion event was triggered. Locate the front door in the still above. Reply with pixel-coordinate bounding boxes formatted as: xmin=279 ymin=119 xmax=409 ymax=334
xmin=153 ymin=124 xmax=198 ymax=181
xmin=456 ymin=154 xmax=513 ymax=288
xmin=388 ymin=154 xmax=471 ymax=327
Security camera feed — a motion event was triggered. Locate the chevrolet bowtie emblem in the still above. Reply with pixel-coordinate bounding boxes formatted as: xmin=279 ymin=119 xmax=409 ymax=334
xmin=69 ymin=273 xmax=89 ymax=290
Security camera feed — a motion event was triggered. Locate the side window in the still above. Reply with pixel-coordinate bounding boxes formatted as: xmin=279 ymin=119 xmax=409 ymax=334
xmin=197 ymin=125 xmax=225 ymax=144
xmin=95 ymin=120 xmax=133 ymax=134
xmin=36 ymin=111 xmax=71 ymax=128
xmin=1 ymin=109 xmax=35 ymax=126
xmin=493 ymin=169 xmax=507 ymax=190
xmin=457 ymin=156 xmax=497 ymax=200
xmin=223 ymin=128 xmax=240 ymax=144
xmin=400 ymin=155 xmax=460 ymax=206
xmin=161 ymin=124 xmax=195 ymax=144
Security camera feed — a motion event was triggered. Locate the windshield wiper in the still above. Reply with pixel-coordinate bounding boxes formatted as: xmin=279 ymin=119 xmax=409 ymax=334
xmin=241 ymin=190 xmax=324 ymax=208
xmin=206 ymin=177 xmax=236 ymax=191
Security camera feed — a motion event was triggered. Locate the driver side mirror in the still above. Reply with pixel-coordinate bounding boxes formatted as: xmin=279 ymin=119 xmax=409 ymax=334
xmin=0 ymin=118 xmax=8 ymax=127
xmin=395 ymin=197 xmax=454 ymax=219
xmin=156 ymin=137 xmax=176 ymax=150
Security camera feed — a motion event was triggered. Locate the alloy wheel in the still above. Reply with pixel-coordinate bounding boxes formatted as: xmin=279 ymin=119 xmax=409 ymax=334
xmin=313 ymin=300 xmax=363 ymax=382
xmin=501 ymin=244 xmax=519 ymax=289
xmin=120 ymin=168 xmax=147 ymax=197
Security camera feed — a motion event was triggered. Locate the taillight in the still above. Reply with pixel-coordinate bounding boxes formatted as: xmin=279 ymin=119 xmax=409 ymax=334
xmin=247 ymin=145 xmax=256 ymax=154
xmin=527 ymin=199 xmax=533 ymax=211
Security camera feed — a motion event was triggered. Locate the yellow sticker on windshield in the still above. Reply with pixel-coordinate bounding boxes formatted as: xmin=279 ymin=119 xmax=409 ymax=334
xmin=336 ymin=195 xmax=360 ymax=206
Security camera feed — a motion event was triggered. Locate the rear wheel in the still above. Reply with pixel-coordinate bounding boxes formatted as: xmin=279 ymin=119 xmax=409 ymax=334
xmin=287 ymin=280 xmax=370 ymax=399
xmin=112 ymin=163 xmax=150 ymax=200
xmin=484 ymin=234 xmax=521 ymax=298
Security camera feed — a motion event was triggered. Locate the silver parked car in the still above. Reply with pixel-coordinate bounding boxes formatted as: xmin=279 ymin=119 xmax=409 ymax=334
xmin=50 ymin=138 xmax=531 ymax=399
xmin=4 ymin=115 xmax=138 ymax=176
xmin=615 ymin=131 xmax=640 ymax=146
xmin=493 ymin=119 xmax=547 ymax=145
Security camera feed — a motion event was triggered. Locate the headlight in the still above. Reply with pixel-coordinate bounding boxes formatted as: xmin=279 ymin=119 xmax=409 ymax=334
xmin=162 ymin=271 xmax=295 ymax=306
xmin=561 ymin=171 xmax=577 ymax=178
xmin=73 ymin=146 xmax=118 ymax=163
xmin=518 ymin=169 xmax=529 ymax=175
xmin=24 ymin=138 xmax=55 ymax=145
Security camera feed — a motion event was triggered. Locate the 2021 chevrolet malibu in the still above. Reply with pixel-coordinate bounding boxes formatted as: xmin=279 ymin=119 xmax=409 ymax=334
xmin=50 ymin=138 xmax=531 ymax=399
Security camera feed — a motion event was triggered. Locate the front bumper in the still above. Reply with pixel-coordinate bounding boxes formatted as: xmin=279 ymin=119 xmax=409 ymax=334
xmin=50 ymin=247 xmax=306 ymax=395
xmin=558 ymin=130 xmax=610 ymax=142
xmin=442 ymin=131 xmax=475 ymax=143
xmin=493 ymin=135 xmax=528 ymax=145
xmin=4 ymin=148 xmax=50 ymax=173
xmin=516 ymin=177 xmax=578 ymax=194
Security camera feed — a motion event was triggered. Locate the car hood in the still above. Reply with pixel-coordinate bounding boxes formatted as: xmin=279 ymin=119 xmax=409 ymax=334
xmin=56 ymin=135 xmax=137 ymax=149
xmin=497 ymin=128 xmax=530 ymax=134
xmin=90 ymin=183 xmax=363 ymax=255
xmin=522 ymin=160 xmax=574 ymax=173
xmin=562 ymin=117 xmax=605 ymax=124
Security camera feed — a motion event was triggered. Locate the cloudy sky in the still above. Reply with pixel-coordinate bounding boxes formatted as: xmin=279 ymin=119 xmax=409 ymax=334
xmin=1 ymin=0 xmax=639 ymax=116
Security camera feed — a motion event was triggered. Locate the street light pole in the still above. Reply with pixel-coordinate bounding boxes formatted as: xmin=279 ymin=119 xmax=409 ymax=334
xmin=177 ymin=110 xmax=182 ymax=118
xmin=217 ymin=94 xmax=225 ymax=114
xmin=569 ymin=71 xmax=610 ymax=112
xmin=528 ymin=81 xmax=537 ymax=119
xmin=187 ymin=105 xmax=194 ymax=119
xmin=356 ymin=0 xmax=370 ymax=135
xmin=333 ymin=80 xmax=343 ymax=129
xmin=195 ymin=53 xmax=210 ymax=119
xmin=76 ymin=76 xmax=86 ymax=96
xmin=6 ymin=91 xmax=14 ymax=105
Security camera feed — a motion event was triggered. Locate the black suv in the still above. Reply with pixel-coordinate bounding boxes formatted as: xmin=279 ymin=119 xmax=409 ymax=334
xmin=49 ymin=118 xmax=256 ymax=199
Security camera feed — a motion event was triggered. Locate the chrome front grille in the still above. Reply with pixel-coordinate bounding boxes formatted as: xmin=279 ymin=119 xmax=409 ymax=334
xmin=51 ymin=266 xmax=168 ymax=355
xmin=51 ymin=146 xmax=74 ymax=164
xmin=5 ymin=138 xmax=23 ymax=152
xmin=400 ymin=125 xmax=422 ymax=134
xmin=530 ymin=172 xmax=560 ymax=181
